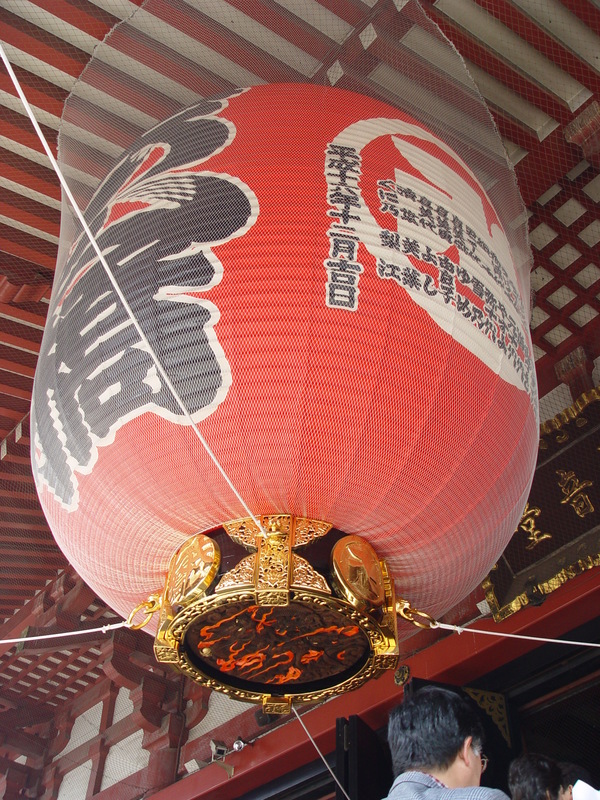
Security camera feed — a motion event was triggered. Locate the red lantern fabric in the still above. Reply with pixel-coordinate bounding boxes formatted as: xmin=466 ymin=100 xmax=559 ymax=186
xmin=31 ymin=83 xmax=538 ymax=622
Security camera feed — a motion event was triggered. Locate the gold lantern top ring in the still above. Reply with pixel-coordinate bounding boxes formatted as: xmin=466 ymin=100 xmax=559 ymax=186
xmin=153 ymin=515 xmax=399 ymax=713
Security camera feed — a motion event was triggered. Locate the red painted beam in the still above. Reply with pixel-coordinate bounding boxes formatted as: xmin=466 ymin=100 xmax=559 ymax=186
xmin=471 ymin=0 xmax=600 ymax=98
xmin=0 ymin=489 xmax=40 ymax=504
xmin=0 ymin=455 xmax=35 ymax=470
xmin=0 ymin=359 xmax=36 ymax=379
xmin=26 ymin=0 xmax=116 ymax=39
xmin=0 ymin=191 xmax=60 ymax=239
xmin=0 ymin=65 xmax=66 ymax=119
xmin=212 ymin=0 xmax=335 ymax=60
xmin=0 ymin=302 xmax=47 ymax=329
xmin=513 ymin=129 xmax=584 ymax=207
xmin=0 ymin=9 xmax=89 ymax=78
xmin=0 ymin=233 xmax=57 ymax=273
xmin=0 ymin=505 xmax=45 ymax=516
xmin=0 ymin=409 xmax=32 ymax=427
xmin=560 ymin=0 xmax=600 ymax=37
xmin=142 ymin=0 xmax=303 ymax=85
xmin=0 ymin=153 xmax=59 ymax=204
xmin=421 ymin=3 xmax=572 ymax=126
xmin=0 ymin=329 xmax=41 ymax=355
xmin=316 ymin=0 xmax=384 ymax=27
xmin=0 ymin=106 xmax=57 ymax=156
xmin=0 ymin=382 xmax=32 ymax=402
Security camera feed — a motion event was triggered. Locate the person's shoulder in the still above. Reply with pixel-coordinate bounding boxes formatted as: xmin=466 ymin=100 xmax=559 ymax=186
xmin=449 ymin=788 xmax=509 ymax=800
xmin=384 ymin=772 xmax=436 ymax=799
xmin=383 ymin=775 xmax=509 ymax=800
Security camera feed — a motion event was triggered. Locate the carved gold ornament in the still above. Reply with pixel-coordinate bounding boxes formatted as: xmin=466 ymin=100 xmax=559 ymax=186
xmin=151 ymin=515 xmax=399 ymax=711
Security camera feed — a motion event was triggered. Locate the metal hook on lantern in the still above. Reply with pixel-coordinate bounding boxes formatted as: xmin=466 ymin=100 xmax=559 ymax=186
xmin=395 ymin=598 xmax=438 ymax=630
xmin=127 ymin=593 xmax=162 ymax=630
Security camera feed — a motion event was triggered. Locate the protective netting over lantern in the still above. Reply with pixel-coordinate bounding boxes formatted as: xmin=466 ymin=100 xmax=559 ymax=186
xmin=30 ymin=0 xmax=538 ymax=626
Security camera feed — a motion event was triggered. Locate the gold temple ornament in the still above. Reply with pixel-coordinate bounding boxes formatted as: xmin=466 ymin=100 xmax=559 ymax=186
xmin=149 ymin=515 xmax=401 ymax=712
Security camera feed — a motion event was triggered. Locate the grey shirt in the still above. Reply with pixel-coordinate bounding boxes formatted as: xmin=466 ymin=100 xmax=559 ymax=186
xmin=385 ymin=771 xmax=510 ymax=800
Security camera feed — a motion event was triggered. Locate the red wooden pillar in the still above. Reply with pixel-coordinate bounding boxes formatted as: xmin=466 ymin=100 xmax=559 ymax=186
xmin=0 ymin=764 xmax=28 ymax=800
xmin=88 ymin=685 xmax=117 ymax=797
xmin=142 ymin=712 xmax=186 ymax=793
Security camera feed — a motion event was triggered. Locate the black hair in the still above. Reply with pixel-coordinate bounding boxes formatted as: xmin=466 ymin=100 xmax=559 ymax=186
xmin=387 ymin=685 xmax=485 ymax=777
xmin=557 ymin=763 xmax=593 ymax=790
xmin=508 ymin=754 xmax=563 ymax=800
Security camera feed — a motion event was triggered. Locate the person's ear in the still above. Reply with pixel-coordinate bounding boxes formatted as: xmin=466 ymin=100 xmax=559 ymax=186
xmin=460 ymin=736 xmax=473 ymax=766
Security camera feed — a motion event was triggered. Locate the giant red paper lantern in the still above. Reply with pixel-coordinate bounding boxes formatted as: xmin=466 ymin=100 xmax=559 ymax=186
xmin=31 ymin=83 xmax=538 ymax=628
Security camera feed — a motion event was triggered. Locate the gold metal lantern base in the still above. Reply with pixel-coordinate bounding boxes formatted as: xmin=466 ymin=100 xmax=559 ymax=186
xmin=153 ymin=515 xmax=399 ymax=713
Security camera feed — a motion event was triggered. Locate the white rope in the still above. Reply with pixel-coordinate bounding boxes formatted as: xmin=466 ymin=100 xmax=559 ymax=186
xmin=292 ymin=705 xmax=352 ymax=800
xmin=4 ymin=618 xmax=598 ymax=649
xmin=0 ymin=621 xmax=129 ymax=646
xmin=433 ymin=621 xmax=600 ymax=648
xmin=0 ymin=43 xmax=264 ymax=535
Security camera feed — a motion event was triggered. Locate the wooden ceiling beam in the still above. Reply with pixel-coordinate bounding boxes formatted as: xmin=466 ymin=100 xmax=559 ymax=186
xmin=0 ymin=330 xmax=40 ymax=355
xmin=2 ymin=420 xmax=30 ymax=441
xmin=17 ymin=625 xmax=108 ymax=654
xmin=0 ymin=505 xmax=44 ymax=519
xmin=0 ymin=505 xmax=46 ymax=517
xmin=0 ymin=536 xmax=56 ymax=549
xmin=0 ymin=553 xmax=64 ymax=569
xmin=560 ymin=0 xmax=600 ymax=36
xmin=0 ymin=586 xmax=52 ymax=656
xmin=0 ymin=453 xmax=34 ymax=469
xmin=0 ymin=398 xmax=32 ymax=422
xmin=25 ymin=0 xmax=116 ymax=39
xmin=29 ymin=574 xmax=96 ymax=630
xmin=0 ymin=9 xmax=90 ymax=78
xmin=0 ymin=456 xmax=37 ymax=476
xmin=205 ymin=0 xmax=336 ymax=60
xmin=0 ymin=374 xmax=34 ymax=397
xmin=0 ymin=193 xmax=60 ymax=239
xmin=422 ymin=3 xmax=573 ymax=125
xmin=0 ymin=533 xmax=57 ymax=548
xmin=0 ymin=65 xmax=65 ymax=118
xmin=0 ymin=105 xmax=57 ymax=156
xmin=470 ymin=0 xmax=600 ymax=98
xmin=0 ymin=693 xmax=59 ymax=728
xmin=0 ymin=580 xmax=51 ymax=597
xmin=0 ymin=382 xmax=33 ymax=402
xmin=0 ymin=408 xmax=33 ymax=426
xmin=150 ymin=0 xmax=326 ymax=75
xmin=0 ymin=544 xmax=57 ymax=564
xmin=0 ymin=755 xmax=38 ymax=778
xmin=0 ymin=153 xmax=59 ymax=204
xmin=0 ymin=721 xmax=46 ymax=757
xmin=311 ymin=0 xmax=371 ymax=26
xmin=0 ymin=535 xmax=57 ymax=547
xmin=59 ymin=95 xmax=143 ymax=151
xmin=80 ymin=64 xmax=177 ymax=124
xmin=0 ymin=488 xmax=41 ymax=504
xmin=0 ymin=233 xmax=56 ymax=273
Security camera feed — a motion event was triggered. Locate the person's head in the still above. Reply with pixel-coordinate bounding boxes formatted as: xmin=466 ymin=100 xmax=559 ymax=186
xmin=387 ymin=685 xmax=487 ymax=786
xmin=508 ymin=753 xmax=563 ymax=800
xmin=557 ymin=762 xmax=594 ymax=800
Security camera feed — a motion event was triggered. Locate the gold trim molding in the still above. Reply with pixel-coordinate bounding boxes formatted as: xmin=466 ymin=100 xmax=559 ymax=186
xmin=539 ymin=387 xmax=600 ymax=445
xmin=483 ymin=554 xmax=600 ymax=622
